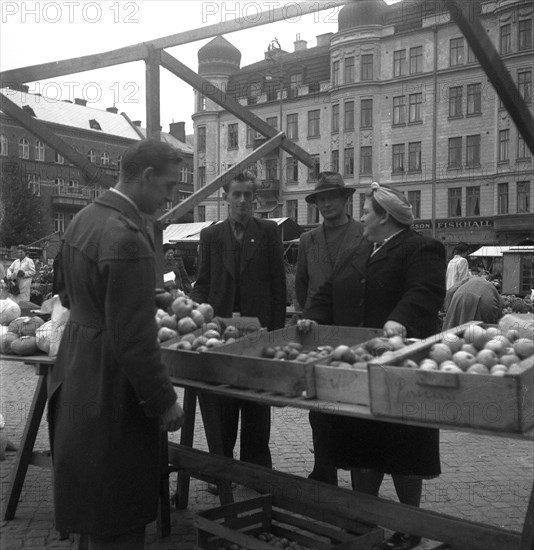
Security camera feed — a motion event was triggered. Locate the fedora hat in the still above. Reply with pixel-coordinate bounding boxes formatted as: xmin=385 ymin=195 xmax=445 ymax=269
xmin=305 ymin=171 xmax=355 ymax=204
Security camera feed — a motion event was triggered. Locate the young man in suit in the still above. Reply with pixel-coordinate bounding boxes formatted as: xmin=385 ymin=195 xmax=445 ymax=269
xmin=190 ymin=171 xmax=286 ymax=485
xmin=295 ymin=171 xmax=363 ymax=485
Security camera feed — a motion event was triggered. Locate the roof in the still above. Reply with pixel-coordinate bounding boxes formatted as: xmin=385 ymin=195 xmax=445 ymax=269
xmin=470 ymin=246 xmax=534 ymax=257
xmin=139 ymin=128 xmax=193 ymax=155
xmin=0 ymin=89 xmax=142 ymax=140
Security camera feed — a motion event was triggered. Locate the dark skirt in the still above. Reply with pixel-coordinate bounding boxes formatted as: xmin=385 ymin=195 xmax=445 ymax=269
xmin=318 ymin=414 xmax=441 ymax=477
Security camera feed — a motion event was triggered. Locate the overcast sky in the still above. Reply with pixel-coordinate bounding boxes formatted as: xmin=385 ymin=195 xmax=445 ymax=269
xmin=1 ymin=1 xmax=399 ymax=135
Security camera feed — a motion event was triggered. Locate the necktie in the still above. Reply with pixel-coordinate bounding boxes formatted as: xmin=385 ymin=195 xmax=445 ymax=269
xmin=234 ymin=222 xmax=245 ymax=243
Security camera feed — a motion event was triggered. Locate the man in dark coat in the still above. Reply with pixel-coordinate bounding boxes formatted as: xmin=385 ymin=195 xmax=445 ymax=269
xmin=190 ymin=171 xmax=286 ymax=476
xmin=49 ymin=139 xmax=185 ymax=549
xmin=295 ymin=171 xmax=363 ymax=485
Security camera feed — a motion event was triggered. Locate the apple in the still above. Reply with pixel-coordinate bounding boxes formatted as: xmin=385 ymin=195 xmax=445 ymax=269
xmin=155 ymin=291 xmax=173 ymax=311
xmin=443 ymin=334 xmax=464 ymax=353
xmin=160 ymin=315 xmax=177 ymax=330
xmin=452 ymin=350 xmax=476 ymax=371
xmin=190 ymin=309 xmax=205 ymax=328
xmin=466 ymin=363 xmax=490 ymax=374
xmin=223 ymin=325 xmax=240 ymax=341
xmin=490 ymin=364 xmax=508 ymax=375
xmin=484 ymin=337 xmax=512 ymax=355
xmin=177 ymin=316 xmax=197 ymax=335
xmin=429 ymin=342 xmax=453 ymax=365
xmin=461 ymin=343 xmax=479 ymax=355
xmin=206 ymin=338 xmax=223 ymax=348
xmin=388 ymin=335 xmax=405 ymax=350
xmin=402 ymin=359 xmax=419 ymax=369
xmin=192 ymin=335 xmax=209 ymax=350
xmin=464 ymin=325 xmax=488 ymax=350
xmin=476 ymin=348 xmax=499 ymax=368
xmin=337 ymin=361 xmax=353 ymax=369
xmin=180 ymin=333 xmax=196 ymax=345
xmin=485 ymin=326 xmax=502 ymax=340
xmin=352 ymin=361 xmax=368 ymax=369
xmin=419 ymin=359 xmax=439 ymax=371
xmin=172 ymin=297 xmax=195 ymax=318
xmin=508 ymin=364 xmax=523 ymax=375
xmin=262 ymin=346 xmax=276 ymax=358
xmin=197 ymin=303 xmax=214 ymax=323
xmin=365 ymin=337 xmax=394 ymax=356
xmin=332 ymin=345 xmax=350 ymax=361
xmin=196 ymin=345 xmax=208 ymax=352
xmin=505 ymin=329 xmax=520 ymax=343
xmin=440 ymin=363 xmax=463 ymax=373
xmin=158 ymin=327 xmax=177 ymax=342
xmin=513 ymin=338 xmax=534 ymax=359
xmin=203 ymin=329 xmax=221 ymax=340
xmin=175 ymin=340 xmax=192 ymax=351
xmin=499 ymin=353 xmax=520 ymax=367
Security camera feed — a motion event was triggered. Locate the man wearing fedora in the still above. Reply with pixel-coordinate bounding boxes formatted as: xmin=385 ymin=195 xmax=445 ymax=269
xmin=295 ymin=171 xmax=363 ymax=484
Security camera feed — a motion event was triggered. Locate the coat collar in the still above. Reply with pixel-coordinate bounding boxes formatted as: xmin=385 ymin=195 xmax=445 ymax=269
xmin=367 ymin=228 xmax=410 ymax=264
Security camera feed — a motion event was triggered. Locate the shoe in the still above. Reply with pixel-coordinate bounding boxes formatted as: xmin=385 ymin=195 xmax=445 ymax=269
xmin=383 ymin=532 xmax=422 ymax=550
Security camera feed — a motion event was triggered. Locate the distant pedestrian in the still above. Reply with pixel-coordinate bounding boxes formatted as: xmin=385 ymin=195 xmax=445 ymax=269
xmin=6 ymin=245 xmax=35 ymax=302
xmin=446 ymin=242 xmax=470 ymax=290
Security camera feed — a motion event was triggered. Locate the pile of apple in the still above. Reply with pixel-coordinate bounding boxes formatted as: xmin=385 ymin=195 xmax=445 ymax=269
xmin=260 ymin=342 xmax=332 ymax=363
xmin=407 ymin=325 xmax=533 ymax=376
xmin=0 ymin=316 xmax=45 ymax=355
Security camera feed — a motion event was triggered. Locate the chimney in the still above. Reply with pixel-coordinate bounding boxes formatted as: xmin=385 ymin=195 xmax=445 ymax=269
xmin=169 ymin=121 xmax=186 ymax=142
xmin=106 ymin=106 xmax=118 ymax=113
xmin=294 ymin=33 xmax=307 ymax=52
xmin=74 ymin=98 xmax=87 ymax=106
xmin=7 ymin=83 xmax=30 ymax=93
xmin=316 ymin=33 xmax=333 ymax=47
xmin=132 ymin=120 xmax=142 ymax=127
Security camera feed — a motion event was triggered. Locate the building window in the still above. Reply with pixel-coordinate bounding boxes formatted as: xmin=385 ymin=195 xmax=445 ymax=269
xmin=407 ymin=190 xmax=421 ymax=218
xmin=0 ymin=135 xmax=8 ymax=156
xmin=55 ymin=151 xmax=64 ymax=164
xmin=198 ymin=166 xmax=206 ymax=187
xmin=498 ymin=182 xmax=509 ymax=214
xmin=361 ymin=99 xmax=373 ymax=129
xmin=500 ymin=24 xmax=511 ymax=54
xmin=499 ymin=129 xmax=510 ymax=162
xmin=518 ymin=132 xmax=531 ymax=159
xmin=101 ymin=152 xmax=110 ymax=166
xmin=392 ymin=144 xmax=405 ymax=173
xmin=408 ymin=141 xmax=422 ymax=172
xmin=409 ymin=46 xmax=423 ymax=74
xmin=448 ymin=137 xmax=462 ymax=168
xmin=265 ymin=158 xmax=279 ymax=180
xmin=19 ymin=138 xmax=29 ymax=159
xmin=307 ymin=202 xmax=320 ymax=224
xmin=332 ymin=104 xmax=339 ymax=133
xmin=308 ymin=155 xmax=320 ymax=181
xmin=266 ymin=85 xmax=278 ymax=102
xmin=332 ymin=60 xmax=340 ymax=86
xmin=287 ymin=114 xmax=298 ymax=140
xmin=247 ymin=81 xmax=261 ymax=105
xmin=344 ymin=148 xmax=354 ymax=176
xmin=246 ymin=125 xmax=254 ymax=148
xmin=198 ymin=94 xmax=207 ymax=111
xmin=286 ymin=156 xmax=299 ymax=183
xmin=344 ymin=101 xmax=355 ymax=130
xmin=520 ymin=254 xmax=534 ymax=294
xmin=344 ymin=57 xmax=355 ymax=83
xmin=450 ymin=37 xmax=464 ymax=66
xmin=345 ymin=195 xmax=353 ymax=216
xmin=449 ymin=86 xmax=463 ymax=117
xmin=308 ymin=110 xmax=320 ymax=138
xmin=409 ymin=93 xmax=422 ymax=122
xmin=518 ymin=70 xmax=532 ymax=104
xmin=198 ymin=205 xmax=206 ymax=222
xmin=286 ymin=199 xmax=298 ymax=222
xmin=288 ymin=73 xmax=302 ymax=99
xmin=448 ymin=187 xmax=462 ymax=217
xmin=361 ymin=54 xmax=373 ymax=81
xmin=54 ymin=178 xmax=65 ymax=187
xmin=359 ymin=193 xmax=366 ymax=219
xmin=27 ymin=174 xmax=41 ymax=196
xmin=180 ymin=166 xmax=188 ymax=183
xmin=267 ymin=116 xmax=278 ymax=130
xmin=331 ymin=150 xmax=339 ymax=173
xmin=55 ymin=212 xmax=65 ymax=233
xmin=360 ymin=146 xmax=372 ymax=175
xmin=88 ymin=149 xmax=96 ymax=163
xmin=467 ymin=83 xmax=482 ymax=115
xmin=466 ymin=186 xmax=480 ymax=216
xmin=518 ymin=19 xmax=532 ymax=51
xmin=393 ymin=49 xmax=406 ymax=77
xmin=467 ymin=43 xmax=477 ymax=64
xmin=517 ymin=181 xmax=530 ymax=213
xmin=198 ymin=126 xmax=206 ymax=152
xmin=68 ymin=179 xmax=79 ymax=188
xmin=35 ymin=140 xmax=45 ymax=161
xmin=466 ymin=134 xmax=481 ymax=166
xmin=393 ymin=96 xmax=406 ymax=125
xmin=309 ymin=81 xmax=320 ymax=95
xmin=228 ymin=123 xmax=238 ymax=149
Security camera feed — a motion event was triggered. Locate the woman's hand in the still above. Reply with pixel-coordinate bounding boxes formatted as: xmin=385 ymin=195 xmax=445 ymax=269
xmin=296 ymin=318 xmax=318 ymax=334
xmin=383 ymin=320 xmax=407 ymax=338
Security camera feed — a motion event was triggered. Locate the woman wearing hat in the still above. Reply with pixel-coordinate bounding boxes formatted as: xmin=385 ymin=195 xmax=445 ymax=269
xmin=304 ymin=182 xmax=446 ymax=550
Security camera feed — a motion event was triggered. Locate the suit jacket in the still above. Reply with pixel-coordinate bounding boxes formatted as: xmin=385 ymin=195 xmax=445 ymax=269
xmin=295 ymin=217 xmax=363 ymax=311
xmin=306 ymin=229 xmax=446 ymax=339
xmin=190 ymin=217 xmax=286 ymax=330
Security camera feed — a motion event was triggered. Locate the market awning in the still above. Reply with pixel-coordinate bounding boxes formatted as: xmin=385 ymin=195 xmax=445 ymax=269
xmin=163 ymin=222 xmax=217 ymax=243
xmin=470 ymin=245 xmax=534 ymax=257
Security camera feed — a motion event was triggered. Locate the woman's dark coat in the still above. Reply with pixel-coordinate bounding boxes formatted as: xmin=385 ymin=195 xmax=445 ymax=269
xmin=48 ymin=191 xmax=177 ymax=536
xmin=306 ymin=229 xmax=446 ymax=476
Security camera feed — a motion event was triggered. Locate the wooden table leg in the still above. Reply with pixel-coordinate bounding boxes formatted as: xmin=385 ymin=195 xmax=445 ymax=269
xmin=157 ymin=432 xmax=171 ymax=538
xmin=519 ymin=477 xmax=534 ymax=550
xmin=3 ymin=370 xmax=48 ymax=520
xmin=174 ymin=388 xmax=198 ymax=510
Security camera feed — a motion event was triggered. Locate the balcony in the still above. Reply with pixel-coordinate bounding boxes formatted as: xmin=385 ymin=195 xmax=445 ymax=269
xmin=494 ymin=213 xmax=534 ymax=233
xmin=52 ymin=185 xmax=92 ymax=209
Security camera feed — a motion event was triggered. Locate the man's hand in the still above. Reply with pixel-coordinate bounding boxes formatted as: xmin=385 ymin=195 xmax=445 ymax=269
xmin=159 ymin=401 xmax=185 ymax=432
xmin=383 ymin=320 xmax=407 ymax=338
xmin=17 ymin=270 xmax=25 ymax=278
xmin=296 ymin=318 xmax=318 ymax=334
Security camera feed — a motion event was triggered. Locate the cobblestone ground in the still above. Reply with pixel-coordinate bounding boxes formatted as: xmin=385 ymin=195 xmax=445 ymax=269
xmin=1 ymin=360 xmax=532 ymax=549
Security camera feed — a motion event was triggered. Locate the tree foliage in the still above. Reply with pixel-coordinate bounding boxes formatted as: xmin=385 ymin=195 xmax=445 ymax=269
xmin=0 ymin=165 xmax=44 ymax=247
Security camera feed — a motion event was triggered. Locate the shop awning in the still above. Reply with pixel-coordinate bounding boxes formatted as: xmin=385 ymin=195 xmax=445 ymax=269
xmin=163 ymin=222 xmax=217 ymax=243
xmin=470 ymin=245 xmax=534 ymax=257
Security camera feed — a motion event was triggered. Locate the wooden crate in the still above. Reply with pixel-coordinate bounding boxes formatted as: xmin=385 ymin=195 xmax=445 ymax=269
xmin=368 ymin=323 xmax=534 ymax=432
xmin=196 ymin=494 xmax=383 ymax=550
xmin=200 ymin=325 xmax=381 ymax=398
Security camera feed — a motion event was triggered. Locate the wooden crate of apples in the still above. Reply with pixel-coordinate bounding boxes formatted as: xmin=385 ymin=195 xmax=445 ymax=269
xmin=367 ymin=321 xmax=534 ymax=433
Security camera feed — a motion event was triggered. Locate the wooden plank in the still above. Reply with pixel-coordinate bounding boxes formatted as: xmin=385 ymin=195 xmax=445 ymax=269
xmin=519 ymin=478 xmax=534 ymax=550
xmin=168 ymin=445 xmax=521 ymax=550
xmin=145 ymin=47 xmax=161 ymax=140
xmin=0 ymin=92 xmax=114 ymax=187
xmin=196 ymin=515 xmax=275 ymax=550
xmin=158 ymin=132 xmax=284 ymax=223
xmin=0 ymin=1 xmax=350 ymax=84
xmin=160 ymin=51 xmax=314 ymax=167
xmin=445 ymin=0 xmax=534 ymax=155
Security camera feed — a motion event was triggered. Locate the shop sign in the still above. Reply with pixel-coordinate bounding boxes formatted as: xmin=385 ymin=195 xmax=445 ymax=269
xmin=413 ymin=218 xmax=494 ymax=231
